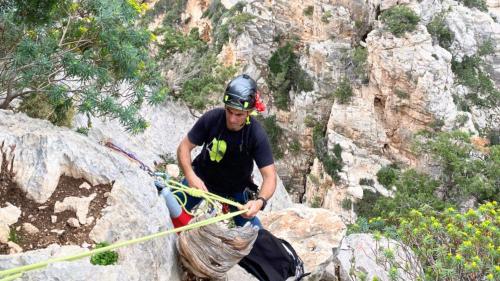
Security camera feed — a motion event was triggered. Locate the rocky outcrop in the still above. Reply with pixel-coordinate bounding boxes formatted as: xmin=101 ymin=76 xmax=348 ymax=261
xmin=0 ymin=110 xmax=180 ymax=280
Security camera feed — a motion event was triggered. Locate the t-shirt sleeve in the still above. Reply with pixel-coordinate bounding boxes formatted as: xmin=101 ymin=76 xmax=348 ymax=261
xmin=252 ymin=122 xmax=274 ymax=168
xmin=187 ymin=109 xmax=218 ymax=146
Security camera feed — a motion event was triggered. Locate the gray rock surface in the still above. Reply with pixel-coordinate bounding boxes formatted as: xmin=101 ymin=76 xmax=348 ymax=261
xmin=335 ymin=233 xmax=423 ymax=281
xmin=0 ymin=110 xmax=180 ymax=281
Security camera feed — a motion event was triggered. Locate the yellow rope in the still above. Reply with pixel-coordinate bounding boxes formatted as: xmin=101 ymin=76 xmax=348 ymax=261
xmin=0 ymin=180 xmax=248 ymax=280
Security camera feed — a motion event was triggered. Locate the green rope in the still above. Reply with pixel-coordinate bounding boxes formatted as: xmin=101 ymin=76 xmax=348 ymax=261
xmin=0 ymin=180 xmax=248 ymax=280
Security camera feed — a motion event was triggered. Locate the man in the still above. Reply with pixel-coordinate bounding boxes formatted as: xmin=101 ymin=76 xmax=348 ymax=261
xmin=177 ymin=74 xmax=277 ymax=228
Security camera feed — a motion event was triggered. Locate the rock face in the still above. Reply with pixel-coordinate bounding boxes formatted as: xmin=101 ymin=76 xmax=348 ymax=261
xmin=335 ymin=233 xmax=423 ymax=281
xmin=260 ymin=205 xmax=346 ymax=274
xmin=0 ymin=110 xmax=180 ymax=281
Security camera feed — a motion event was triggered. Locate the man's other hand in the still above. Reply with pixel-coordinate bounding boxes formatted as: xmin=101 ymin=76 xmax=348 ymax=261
xmin=186 ymin=174 xmax=208 ymax=192
xmin=239 ymin=199 xmax=263 ymax=218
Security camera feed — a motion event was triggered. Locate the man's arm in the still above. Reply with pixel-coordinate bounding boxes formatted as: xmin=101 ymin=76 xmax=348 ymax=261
xmin=240 ymin=164 xmax=277 ymax=218
xmin=177 ymin=136 xmax=208 ymax=191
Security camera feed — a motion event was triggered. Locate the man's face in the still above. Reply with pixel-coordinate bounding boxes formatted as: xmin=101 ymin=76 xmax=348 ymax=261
xmin=225 ymin=106 xmax=249 ymax=131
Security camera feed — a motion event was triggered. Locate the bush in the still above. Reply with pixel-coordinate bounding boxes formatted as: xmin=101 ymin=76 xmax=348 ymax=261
xmin=352 ymin=46 xmax=369 ymax=83
xmin=415 ymin=131 xmax=500 ymax=203
xmin=427 ymin=13 xmax=454 ymax=49
xmin=459 ymin=0 xmax=488 ymax=12
xmin=313 ymin=124 xmax=343 ymax=181
xmin=321 ymin=11 xmax=332 ymax=23
xmin=159 ymin=27 xmax=206 ymax=56
xmin=303 ymin=6 xmax=314 ymax=17
xmin=90 ymin=242 xmax=119 ymax=266
xmin=267 ymin=42 xmax=314 ymax=110
xmin=341 ymin=198 xmax=352 ymax=210
xmin=380 ymin=5 xmax=420 ymax=37
xmin=333 ymin=77 xmax=353 ymax=104
xmin=18 ymin=93 xmax=75 ymax=127
xmin=359 ymin=178 xmax=375 ymax=186
xmin=396 ymin=202 xmax=499 ymax=280
xmin=376 ymin=165 xmax=399 ymax=188
xmin=258 ymin=115 xmax=284 ymax=160
xmin=289 ymin=138 xmax=301 ymax=155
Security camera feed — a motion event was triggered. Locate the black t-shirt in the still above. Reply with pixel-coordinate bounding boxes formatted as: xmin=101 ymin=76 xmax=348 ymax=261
xmin=188 ymin=108 xmax=274 ymax=194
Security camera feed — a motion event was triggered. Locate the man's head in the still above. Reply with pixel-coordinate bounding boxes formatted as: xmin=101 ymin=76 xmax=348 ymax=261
xmin=223 ymin=74 xmax=257 ymax=111
xmin=223 ymin=74 xmax=257 ymax=131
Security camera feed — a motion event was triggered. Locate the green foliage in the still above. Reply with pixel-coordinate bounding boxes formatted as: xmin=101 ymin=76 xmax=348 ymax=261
xmin=304 ymin=115 xmax=316 ymax=128
xmin=341 ymin=198 xmax=352 ymax=210
xmin=478 ymin=38 xmax=495 ymax=56
xmin=75 ymin=127 xmax=90 ymax=136
xmin=313 ymin=124 xmax=343 ymax=181
xmin=352 ymin=46 xmax=369 ymax=83
xmin=267 ymin=42 xmax=314 ymax=110
xmin=359 ymin=178 xmax=375 ymax=186
xmin=258 ymin=115 xmax=284 ymax=160
xmin=333 ymin=77 xmax=353 ymax=104
xmin=8 ymin=228 xmax=20 ymax=243
xmin=303 ymin=6 xmax=314 ymax=17
xmin=415 ymin=131 xmax=500 ymax=203
xmin=158 ymin=27 xmax=206 ymax=56
xmin=178 ymin=53 xmax=237 ymax=110
xmin=1 ymin=0 xmax=168 ymax=133
xmin=310 ymin=196 xmax=322 ymax=208
xmin=394 ymin=89 xmax=409 ymax=99
xmin=289 ymin=138 xmax=301 ymax=155
xmin=321 ymin=11 xmax=332 ymax=23
xmin=489 ymin=130 xmax=500 ymax=145
xmin=427 ymin=13 xmax=454 ymax=49
xmin=458 ymin=0 xmax=488 ymax=12
xmin=203 ymin=0 xmax=252 ymax=53
xmin=396 ymin=202 xmax=499 ymax=280
xmin=451 ymin=54 xmax=500 ymax=109
xmin=18 ymin=92 xmax=75 ymax=127
xmin=90 ymin=242 xmax=119 ymax=266
xmin=380 ymin=5 xmax=420 ymax=37
xmin=376 ymin=165 xmax=399 ymax=188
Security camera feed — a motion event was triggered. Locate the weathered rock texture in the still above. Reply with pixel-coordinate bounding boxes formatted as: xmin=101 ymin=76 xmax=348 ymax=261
xmin=0 ymin=110 xmax=180 ymax=281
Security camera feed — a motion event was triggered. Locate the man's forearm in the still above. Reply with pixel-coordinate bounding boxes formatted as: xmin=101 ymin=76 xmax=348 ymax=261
xmin=257 ymin=165 xmax=277 ymax=201
xmin=177 ymin=137 xmax=195 ymax=178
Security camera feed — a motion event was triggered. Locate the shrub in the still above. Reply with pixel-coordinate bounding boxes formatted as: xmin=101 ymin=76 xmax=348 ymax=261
xmin=310 ymin=196 xmax=322 ymax=208
xmin=159 ymin=27 xmax=206 ymax=56
xmin=394 ymin=89 xmax=409 ymax=99
xmin=333 ymin=77 xmax=353 ymax=104
xmin=427 ymin=13 xmax=454 ymax=49
xmin=303 ymin=6 xmax=314 ymax=17
xmin=352 ymin=46 xmax=369 ymax=83
xmin=341 ymin=198 xmax=352 ymax=210
xmin=451 ymin=55 xmax=500 ymax=108
xmin=380 ymin=5 xmax=420 ymax=37
xmin=376 ymin=165 xmax=399 ymax=188
xmin=458 ymin=0 xmax=488 ymax=12
xmin=267 ymin=42 xmax=314 ymax=110
xmin=321 ymin=11 xmax=332 ymax=23
xmin=396 ymin=202 xmax=499 ymax=280
xmin=90 ymin=242 xmax=119 ymax=266
xmin=289 ymin=138 xmax=301 ymax=154
xmin=359 ymin=178 xmax=375 ymax=186
xmin=258 ymin=115 xmax=284 ymax=160
xmin=18 ymin=93 xmax=75 ymax=127
xmin=415 ymin=131 xmax=500 ymax=203
xmin=313 ymin=124 xmax=343 ymax=181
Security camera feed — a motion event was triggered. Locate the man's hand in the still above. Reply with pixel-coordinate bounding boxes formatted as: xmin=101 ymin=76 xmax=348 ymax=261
xmin=239 ymin=199 xmax=263 ymax=218
xmin=186 ymin=174 xmax=208 ymax=192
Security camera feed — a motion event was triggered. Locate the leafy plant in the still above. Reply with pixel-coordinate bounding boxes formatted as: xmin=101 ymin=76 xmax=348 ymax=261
xmin=313 ymin=124 xmax=343 ymax=181
xmin=458 ymin=0 xmax=488 ymax=12
xmin=303 ymin=6 xmax=314 ymax=17
xmin=258 ymin=115 xmax=284 ymax=160
xmin=8 ymin=228 xmax=20 ymax=243
xmin=352 ymin=46 xmax=369 ymax=83
xmin=376 ymin=165 xmax=399 ymax=188
xmin=267 ymin=42 xmax=314 ymax=110
xmin=333 ymin=77 xmax=353 ymax=104
xmin=90 ymin=242 xmax=119 ymax=266
xmin=341 ymin=198 xmax=352 ymax=210
xmin=321 ymin=11 xmax=332 ymax=23
xmin=359 ymin=178 xmax=375 ymax=186
xmin=427 ymin=13 xmax=454 ymax=49
xmin=380 ymin=5 xmax=420 ymax=37
xmin=1 ymin=0 xmax=168 ymax=133
xmin=289 ymin=138 xmax=301 ymax=155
